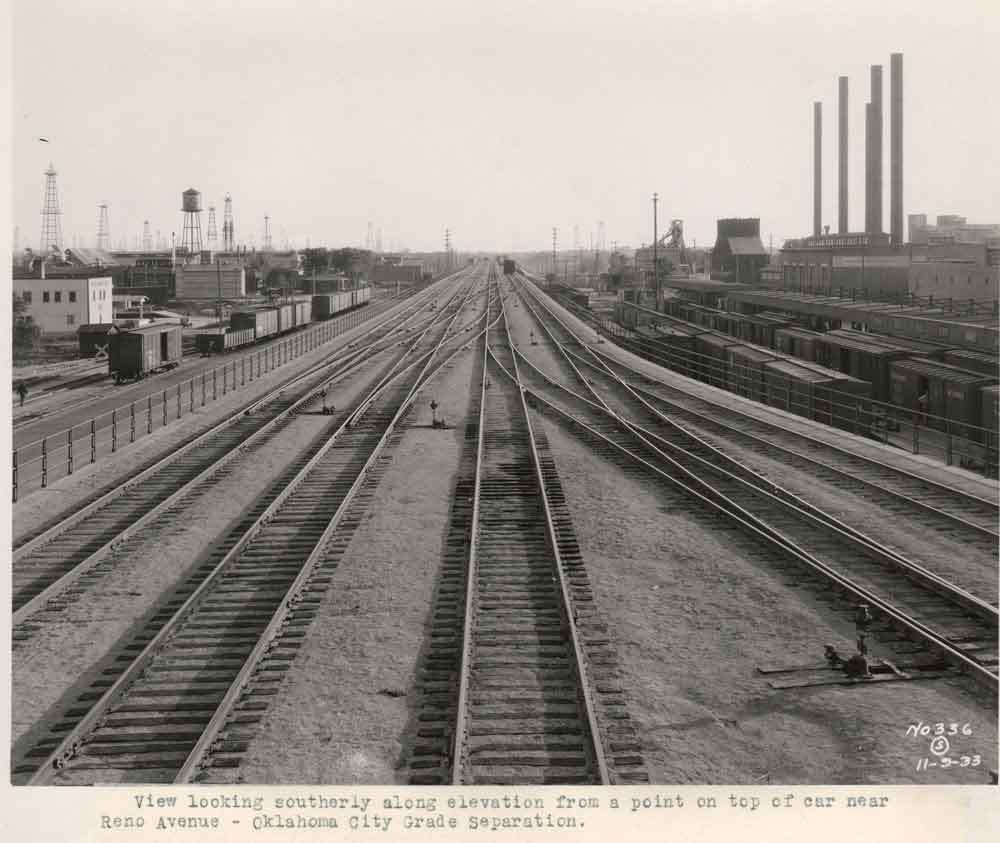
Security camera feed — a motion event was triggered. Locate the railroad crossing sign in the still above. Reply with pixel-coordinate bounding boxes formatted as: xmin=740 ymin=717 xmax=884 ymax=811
xmin=94 ymin=343 xmax=109 ymax=362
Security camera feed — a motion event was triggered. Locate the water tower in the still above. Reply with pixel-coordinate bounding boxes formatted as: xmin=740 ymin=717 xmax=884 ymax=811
xmin=180 ymin=188 xmax=203 ymax=258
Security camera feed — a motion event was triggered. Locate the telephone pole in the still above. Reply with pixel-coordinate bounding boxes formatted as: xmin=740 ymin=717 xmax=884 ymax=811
xmin=652 ymin=192 xmax=659 ymax=304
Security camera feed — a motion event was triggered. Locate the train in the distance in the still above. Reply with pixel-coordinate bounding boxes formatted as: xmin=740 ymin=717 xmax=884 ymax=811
xmin=194 ymin=288 xmax=371 ymax=355
xmin=106 ymin=287 xmax=371 ymax=382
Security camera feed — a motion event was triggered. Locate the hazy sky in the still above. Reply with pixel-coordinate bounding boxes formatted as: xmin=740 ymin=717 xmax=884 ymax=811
xmin=10 ymin=0 xmax=999 ymax=253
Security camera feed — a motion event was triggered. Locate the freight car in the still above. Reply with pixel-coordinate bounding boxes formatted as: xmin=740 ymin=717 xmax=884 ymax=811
xmin=981 ymin=385 xmax=999 ymax=470
xmin=194 ymin=328 xmax=255 ymax=355
xmin=889 ymin=358 xmax=998 ymax=440
xmin=503 ymin=259 xmax=516 ymax=275
xmin=109 ymin=323 xmax=183 ymax=383
xmin=196 ymin=286 xmax=371 ymax=355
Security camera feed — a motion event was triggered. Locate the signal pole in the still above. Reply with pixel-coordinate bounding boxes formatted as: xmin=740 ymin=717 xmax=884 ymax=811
xmin=652 ymin=192 xmax=659 ymax=305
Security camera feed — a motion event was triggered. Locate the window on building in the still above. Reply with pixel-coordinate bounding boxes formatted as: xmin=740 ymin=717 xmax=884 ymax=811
xmin=54 ymin=291 xmax=62 ymax=302
xmin=92 ymin=290 xmax=96 ymax=301
xmin=66 ymin=314 xmax=75 ymax=326
xmin=42 ymin=291 xmax=50 ymax=303
xmin=69 ymin=290 xmax=77 ymax=302
xmin=22 ymin=291 xmax=32 ymax=304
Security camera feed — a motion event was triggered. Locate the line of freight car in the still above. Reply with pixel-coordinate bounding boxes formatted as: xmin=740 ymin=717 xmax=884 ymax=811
xmin=195 ymin=288 xmax=371 ymax=355
xmin=617 ymin=298 xmax=999 ymax=435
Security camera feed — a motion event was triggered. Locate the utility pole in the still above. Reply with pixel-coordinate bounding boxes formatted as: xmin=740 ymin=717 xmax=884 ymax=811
xmin=652 ymin=192 xmax=659 ymax=306
xmin=551 ymin=227 xmax=558 ymax=285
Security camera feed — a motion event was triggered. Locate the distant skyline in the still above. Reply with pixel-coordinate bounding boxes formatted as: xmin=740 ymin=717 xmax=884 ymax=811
xmin=11 ymin=0 xmax=1000 ymax=253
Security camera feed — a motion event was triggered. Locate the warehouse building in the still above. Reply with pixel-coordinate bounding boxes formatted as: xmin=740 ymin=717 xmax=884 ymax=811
xmin=12 ymin=274 xmax=113 ymax=334
xmin=175 ymin=263 xmax=247 ymax=298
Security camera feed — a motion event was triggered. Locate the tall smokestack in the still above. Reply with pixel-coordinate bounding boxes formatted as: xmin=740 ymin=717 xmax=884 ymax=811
xmin=813 ymin=101 xmax=822 ymax=237
xmin=870 ymin=64 xmax=883 ymax=234
xmin=890 ymin=53 xmax=903 ymax=244
xmin=838 ymin=76 xmax=848 ymax=234
xmin=865 ymin=102 xmax=873 ymax=233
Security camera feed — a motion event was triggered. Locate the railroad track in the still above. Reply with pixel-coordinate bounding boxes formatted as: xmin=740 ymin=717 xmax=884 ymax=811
xmin=11 ymin=273 xmax=477 ymax=638
xmin=431 ymin=279 xmax=645 ymax=786
xmin=506 ymin=342 xmax=999 ymax=694
xmin=523 ymin=275 xmax=999 ymax=537
xmin=16 ymin=267 xmax=492 ymax=784
xmin=514 ymin=277 xmax=998 ymax=582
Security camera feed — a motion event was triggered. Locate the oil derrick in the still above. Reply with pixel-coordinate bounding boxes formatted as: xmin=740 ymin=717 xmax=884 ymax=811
xmin=206 ymin=206 xmax=218 ymax=251
xmin=142 ymin=220 xmax=152 ymax=251
xmin=96 ymin=202 xmax=111 ymax=250
xmin=222 ymin=193 xmax=235 ymax=251
xmin=263 ymin=215 xmax=273 ymax=251
xmin=40 ymin=163 xmax=64 ymax=252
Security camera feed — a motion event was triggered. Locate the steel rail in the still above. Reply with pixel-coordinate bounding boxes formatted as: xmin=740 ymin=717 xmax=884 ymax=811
xmin=518 ymin=272 xmax=999 ymax=513
xmin=449 ymin=274 xmax=494 ymax=785
xmin=11 ymin=282 xmax=470 ymax=627
xmin=27 ymin=267 xmax=491 ymax=785
xmin=174 ymin=270 xmax=493 ymax=782
xmin=496 ymin=282 xmax=610 ymax=784
xmin=504 ymin=348 xmax=998 ymax=691
xmin=512 ymin=343 xmax=998 ymax=625
xmin=13 ymin=272 xmax=457 ymax=556
xmin=515 ymin=273 xmax=998 ymax=550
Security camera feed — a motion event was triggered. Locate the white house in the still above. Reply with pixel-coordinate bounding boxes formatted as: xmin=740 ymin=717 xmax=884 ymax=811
xmin=13 ymin=275 xmax=114 ymax=334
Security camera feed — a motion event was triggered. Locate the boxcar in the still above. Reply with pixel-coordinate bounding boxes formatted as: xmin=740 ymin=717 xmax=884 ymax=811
xmin=275 ymin=303 xmax=295 ymax=334
xmin=889 ymin=358 xmax=998 ymax=438
xmin=727 ymin=345 xmax=776 ymax=402
xmin=763 ymin=357 xmax=871 ymax=427
xmin=812 ymin=331 xmax=912 ymax=403
xmin=726 ymin=312 xmax=789 ymax=347
xmin=694 ymin=331 xmax=742 ymax=387
xmin=774 ymin=326 xmax=822 ymax=362
xmin=633 ymin=326 xmax=698 ymax=376
xmin=793 ymin=360 xmax=873 ymax=429
xmin=109 ymin=323 xmax=183 ymax=383
xmin=839 ymin=329 xmax=951 ymax=359
xmin=355 ymin=285 xmax=371 ymax=306
xmin=942 ymin=348 xmax=999 ymax=378
xmin=764 ymin=360 xmax=832 ymax=419
xmin=981 ymin=385 xmax=999 ymax=462
xmin=231 ymin=307 xmax=279 ymax=340
xmin=313 ymin=292 xmax=348 ymax=319
xmin=292 ymin=299 xmax=313 ymax=327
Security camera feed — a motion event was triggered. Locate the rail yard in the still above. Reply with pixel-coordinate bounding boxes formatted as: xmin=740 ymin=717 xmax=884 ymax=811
xmin=9 ymin=259 xmax=997 ymax=787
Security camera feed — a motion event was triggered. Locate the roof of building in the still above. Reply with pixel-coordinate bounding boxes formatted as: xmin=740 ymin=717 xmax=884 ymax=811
xmin=728 ymin=237 xmax=768 ymax=256
xmin=66 ymin=247 xmax=120 ymax=266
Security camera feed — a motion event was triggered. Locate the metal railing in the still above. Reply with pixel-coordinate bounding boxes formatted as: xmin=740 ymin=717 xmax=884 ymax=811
xmin=12 ymin=300 xmax=400 ymax=502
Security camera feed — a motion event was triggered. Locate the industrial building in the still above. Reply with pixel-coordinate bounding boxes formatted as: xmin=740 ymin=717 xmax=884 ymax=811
xmin=174 ymin=263 xmax=247 ymax=299
xmin=909 ymin=214 xmax=1000 ymax=246
xmin=710 ymin=218 xmax=769 ymax=284
xmin=371 ymin=263 xmax=422 ymax=284
xmin=12 ymin=274 xmax=113 ymax=334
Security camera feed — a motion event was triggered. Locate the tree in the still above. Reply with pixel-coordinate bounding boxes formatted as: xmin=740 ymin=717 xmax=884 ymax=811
xmin=12 ymin=293 xmax=41 ymax=352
